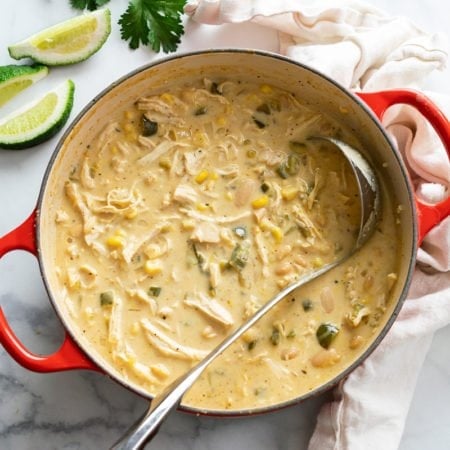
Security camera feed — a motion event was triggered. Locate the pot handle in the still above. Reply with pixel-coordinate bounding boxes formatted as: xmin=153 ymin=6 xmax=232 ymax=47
xmin=357 ymin=90 xmax=450 ymax=244
xmin=0 ymin=210 xmax=101 ymax=373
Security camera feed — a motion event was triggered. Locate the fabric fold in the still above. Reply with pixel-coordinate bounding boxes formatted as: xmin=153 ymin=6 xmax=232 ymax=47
xmin=185 ymin=1 xmax=449 ymax=449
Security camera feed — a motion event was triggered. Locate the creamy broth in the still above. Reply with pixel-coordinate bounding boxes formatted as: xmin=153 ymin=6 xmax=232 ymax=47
xmin=53 ymin=79 xmax=399 ymax=411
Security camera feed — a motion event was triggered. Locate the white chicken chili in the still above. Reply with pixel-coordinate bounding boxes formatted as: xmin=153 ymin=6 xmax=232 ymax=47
xmin=52 ymin=78 xmax=399 ymax=411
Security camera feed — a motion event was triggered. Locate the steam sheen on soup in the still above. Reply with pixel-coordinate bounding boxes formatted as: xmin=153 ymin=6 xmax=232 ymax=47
xmin=53 ymin=79 xmax=399 ymax=411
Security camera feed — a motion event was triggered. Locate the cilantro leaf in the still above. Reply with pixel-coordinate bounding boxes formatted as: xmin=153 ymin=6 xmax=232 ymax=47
xmin=119 ymin=0 xmax=186 ymax=53
xmin=70 ymin=0 xmax=110 ymax=11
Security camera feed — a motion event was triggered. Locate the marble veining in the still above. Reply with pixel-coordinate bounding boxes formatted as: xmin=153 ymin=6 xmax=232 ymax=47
xmin=0 ymin=0 xmax=449 ymax=449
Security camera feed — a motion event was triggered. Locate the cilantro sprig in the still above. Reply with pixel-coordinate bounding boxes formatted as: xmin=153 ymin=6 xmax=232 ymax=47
xmin=70 ymin=0 xmax=186 ymax=53
xmin=119 ymin=0 xmax=186 ymax=53
xmin=70 ymin=0 xmax=110 ymax=11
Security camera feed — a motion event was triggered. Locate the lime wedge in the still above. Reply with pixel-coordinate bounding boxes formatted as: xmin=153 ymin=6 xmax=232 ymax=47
xmin=8 ymin=9 xmax=111 ymax=66
xmin=0 ymin=79 xmax=75 ymax=150
xmin=0 ymin=64 xmax=49 ymax=107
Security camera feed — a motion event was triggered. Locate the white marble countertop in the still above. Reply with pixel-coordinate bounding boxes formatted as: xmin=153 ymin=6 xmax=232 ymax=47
xmin=0 ymin=1 xmax=449 ymax=449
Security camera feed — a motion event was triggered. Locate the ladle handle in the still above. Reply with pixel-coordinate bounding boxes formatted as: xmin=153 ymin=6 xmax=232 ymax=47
xmin=357 ymin=90 xmax=450 ymax=244
xmin=111 ymin=259 xmax=343 ymax=449
xmin=0 ymin=210 xmax=100 ymax=372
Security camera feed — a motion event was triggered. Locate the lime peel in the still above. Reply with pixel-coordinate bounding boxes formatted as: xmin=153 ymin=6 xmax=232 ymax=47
xmin=8 ymin=9 xmax=111 ymax=66
xmin=0 ymin=79 xmax=75 ymax=150
xmin=0 ymin=64 xmax=49 ymax=107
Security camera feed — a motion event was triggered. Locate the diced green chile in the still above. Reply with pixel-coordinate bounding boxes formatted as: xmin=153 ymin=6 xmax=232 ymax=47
xmin=194 ymin=106 xmax=207 ymax=116
xmin=210 ymin=82 xmax=220 ymax=94
xmin=276 ymin=162 xmax=289 ymax=179
xmin=286 ymin=153 xmax=300 ymax=175
xmin=142 ymin=116 xmax=158 ymax=136
xmin=148 ymin=286 xmax=162 ymax=297
xmin=229 ymin=241 xmax=250 ymax=271
xmin=256 ymin=103 xmax=271 ymax=115
xmin=316 ymin=323 xmax=340 ymax=349
xmin=100 ymin=291 xmax=114 ymax=306
xmin=247 ymin=340 xmax=257 ymax=350
xmin=260 ymin=182 xmax=270 ymax=193
xmin=270 ymin=328 xmax=281 ymax=345
xmin=289 ymin=140 xmax=307 ymax=153
xmin=252 ymin=117 xmax=266 ymax=129
xmin=302 ymin=299 xmax=313 ymax=311
xmin=277 ymin=153 xmax=301 ymax=179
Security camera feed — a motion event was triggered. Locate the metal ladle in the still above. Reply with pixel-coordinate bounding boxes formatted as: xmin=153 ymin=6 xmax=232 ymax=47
xmin=111 ymin=136 xmax=380 ymax=450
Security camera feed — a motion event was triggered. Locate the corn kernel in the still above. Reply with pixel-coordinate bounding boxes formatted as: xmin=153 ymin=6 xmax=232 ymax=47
xmin=216 ymin=116 xmax=227 ymax=127
xmin=246 ymin=93 xmax=260 ymax=104
xmin=168 ymin=129 xmax=177 ymax=141
xmin=196 ymin=202 xmax=209 ymax=211
xmin=125 ymin=208 xmax=138 ymax=220
xmin=125 ymin=353 xmax=137 ymax=365
xmin=181 ymin=219 xmax=196 ymax=230
xmin=271 ymin=226 xmax=283 ymax=243
xmin=312 ymin=257 xmax=324 ymax=268
xmin=160 ymin=223 xmax=174 ymax=233
xmin=259 ymin=218 xmax=272 ymax=231
xmin=160 ymin=93 xmax=174 ymax=103
xmin=159 ymin=158 xmax=172 ymax=170
xmin=125 ymin=132 xmax=137 ymax=142
xmin=192 ymin=130 xmax=208 ymax=147
xmin=124 ymin=110 xmax=134 ymax=120
xmin=151 ymin=363 xmax=170 ymax=380
xmin=260 ymin=84 xmax=273 ymax=94
xmin=251 ymin=195 xmax=269 ymax=209
xmin=130 ymin=322 xmax=140 ymax=335
xmin=144 ymin=260 xmax=162 ymax=276
xmin=281 ymin=186 xmax=299 ymax=201
xmin=210 ymin=171 xmax=219 ymax=180
xmin=106 ymin=235 xmax=126 ymax=248
xmin=195 ymin=169 xmax=209 ymax=184
xmin=123 ymin=123 xmax=134 ymax=133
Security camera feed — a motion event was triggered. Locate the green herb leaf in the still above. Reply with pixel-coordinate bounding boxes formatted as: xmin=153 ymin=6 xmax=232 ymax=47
xmin=70 ymin=0 xmax=109 ymax=11
xmin=119 ymin=0 xmax=186 ymax=53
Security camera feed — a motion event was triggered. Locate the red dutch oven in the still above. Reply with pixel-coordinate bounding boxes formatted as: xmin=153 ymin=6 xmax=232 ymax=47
xmin=0 ymin=51 xmax=449 ymax=414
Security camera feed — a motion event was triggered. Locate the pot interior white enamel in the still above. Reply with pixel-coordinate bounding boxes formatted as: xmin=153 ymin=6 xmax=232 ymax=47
xmin=37 ymin=50 xmax=416 ymax=415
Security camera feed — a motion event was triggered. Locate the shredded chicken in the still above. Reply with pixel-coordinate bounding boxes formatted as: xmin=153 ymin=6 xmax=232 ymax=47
xmin=65 ymin=181 xmax=106 ymax=254
xmin=184 ymin=293 xmax=234 ymax=327
xmin=173 ymin=184 xmax=200 ymax=205
xmin=190 ymin=222 xmax=222 ymax=243
xmin=141 ymin=319 xmax=208 ymax=361
xmin=138 ymin=141 xmax=188 ymax=166
xmin=184 ymin=149 xmax=205 ymax=175
xmin=180 ymin=208 xmax=251 ymax=224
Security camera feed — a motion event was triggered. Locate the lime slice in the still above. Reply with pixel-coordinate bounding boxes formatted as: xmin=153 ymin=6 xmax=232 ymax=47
xmin=0 ymin=64 xmax=49 ymax=107
xmin=0 ymin=79 xmax=75 ymax=150
xmin=8 ymin=9 xmax=111 ymax=66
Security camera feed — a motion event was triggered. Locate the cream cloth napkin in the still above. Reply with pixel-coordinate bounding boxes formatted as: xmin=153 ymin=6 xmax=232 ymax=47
xmin=185 ymin=1 xmax=450 ymax=449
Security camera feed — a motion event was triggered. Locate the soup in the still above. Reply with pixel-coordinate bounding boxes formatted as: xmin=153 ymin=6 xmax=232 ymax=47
xmin=51 ymin=78 xmax=399 ymax=411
